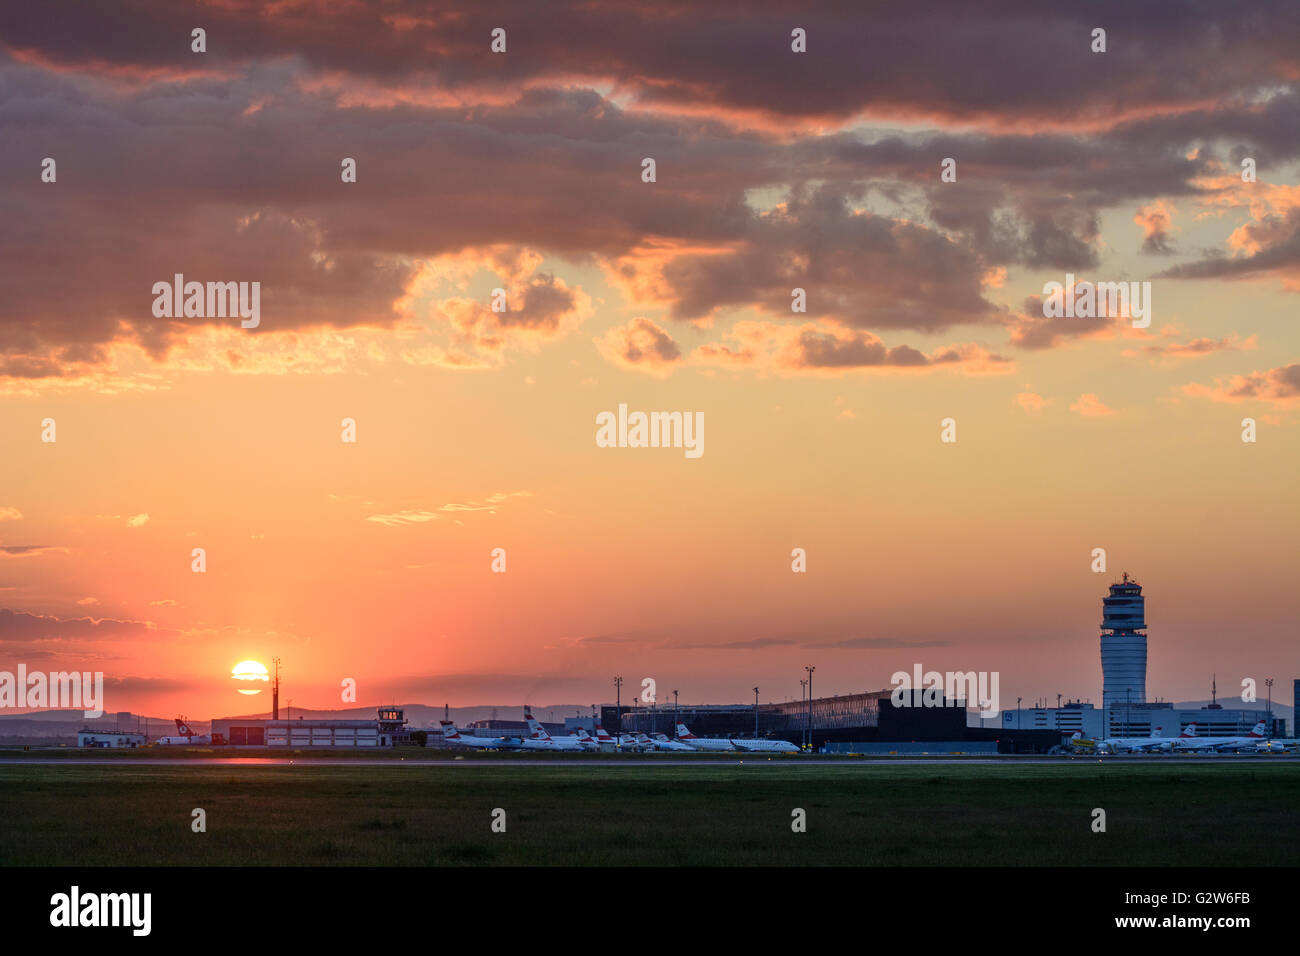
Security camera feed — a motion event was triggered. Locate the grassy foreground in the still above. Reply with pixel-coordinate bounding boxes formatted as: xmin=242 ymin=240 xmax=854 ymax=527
xmin=1 ymin=762 xmax=1296 ymax=866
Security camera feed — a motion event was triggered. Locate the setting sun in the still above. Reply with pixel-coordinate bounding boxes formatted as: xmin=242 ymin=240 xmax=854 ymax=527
xmin=231 ymin=660 xmax=269 ymax=696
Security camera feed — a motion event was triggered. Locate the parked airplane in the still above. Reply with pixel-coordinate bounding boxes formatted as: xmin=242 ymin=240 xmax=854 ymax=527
xmin=1173 ymin=721 xmax=1269 ymax=752
xmin=525 ymin=714 xmax=601 ymax=751
xmin=156 ymin=717 xmax=212 ymax=745
xmin=675 ymin=722 xmax=736 ymax=752
xmin=1253 ymin=738 xmax=1290 ymax=753
xmin=1096 ymin=727 xmax=1172 ymax=754
xmin=439 ymin=720 xmax=512 ymax=750
xmin=729 ymin=736 xmax=800 ymax=754
xmin=521 ymin=714 xmax=589 ymax=751
xmin=650 ymin=732 xmax=694 ymax=752
xmin=594 ymin=726 xmax=648 ymax=750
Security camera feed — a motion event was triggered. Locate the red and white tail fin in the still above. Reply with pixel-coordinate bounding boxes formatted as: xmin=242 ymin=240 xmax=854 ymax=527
xmin=1180 ymin=723 xmax=1198 ymax=738
xmin=595 ymin=726 xmax=616 ymax=744
xmin=1248 ymin=721 xmax=1268 ymax=737
xmin=676 ymin=722 xmax=696 ymax=739
xmin=175 ymin=718 xmax=195 ymax=737
xmin=439 ymin=720 xmax=462 ymax=741
xmin=524 ymin=714 xmax=551 ymax=739
xmin=1151 ymin=727 xmax=1162 ymax=737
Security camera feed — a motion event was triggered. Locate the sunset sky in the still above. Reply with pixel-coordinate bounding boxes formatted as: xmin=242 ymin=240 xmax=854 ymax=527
xmin=1 ymin=1 xmax=1297 ymax=720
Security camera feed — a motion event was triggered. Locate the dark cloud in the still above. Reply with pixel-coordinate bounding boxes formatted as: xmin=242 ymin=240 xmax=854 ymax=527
xmin=807 ymin=638 xmax=953 ymax=649
xmin=1183 ymin=363 xmax=1300 ymax=407
xmin=1156 ymin=208 xmax=1300 ymax=283
xmin=1226 ymin=363 xmax=1300 ymax=399
xmin=4 ymin=1 xmax=1295 ymax=128
xmin=669 ymin=637 xmax=799 ymax=650
xmin=0 ymin=609 xmax=181 ymax=642
xmin=1007 ymin=294 xmax=1119 ymax=350
xmin=595 ymin=317 xmax=682 ymax=374
xmin=494 ymin=273 xmax=576 ymax=331
xmin=660 ymin=183 xmax=1003 ymax=332
xmin=0 ymin=1 xmax=1296 ymax=382
xmin=795 ymin=331 xmax=926 ymax=369
xmin=1142 ymin=336 xmax=1251 ymax=359
xmin=373 ymin=672 xmax=607 ymax=702
xmin=102 ymin=675 xmax=199 ymax=693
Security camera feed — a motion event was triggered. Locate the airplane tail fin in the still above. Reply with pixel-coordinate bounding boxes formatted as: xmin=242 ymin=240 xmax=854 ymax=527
xmin=439 ymin=719 xmax=461 ymax=740
xmin=594 ymin=726 xmax=616 ymax=744
xmin=524 ymin=714 xmax=551 ymax=739
xmin=676 ymin=722 xmax=695 ymax=739
xmin=1250 ymin=721 xmax=1268 ymax=737
xmin=1181 ymin=723 xmax=1197 ymax=737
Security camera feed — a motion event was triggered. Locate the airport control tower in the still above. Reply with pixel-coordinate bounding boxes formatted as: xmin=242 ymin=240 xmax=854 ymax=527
xmin=1100 ymin=572 xmax=1147 ymax=708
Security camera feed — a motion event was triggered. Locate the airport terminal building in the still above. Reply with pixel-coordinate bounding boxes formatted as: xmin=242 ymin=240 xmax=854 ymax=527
xmin=1002 ymin=700 xmax=1285 ymax=739
xmin=612 ymin=690 xmax=1060 ymax=753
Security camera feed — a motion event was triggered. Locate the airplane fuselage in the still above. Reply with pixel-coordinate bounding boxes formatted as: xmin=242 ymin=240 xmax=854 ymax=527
xmin=729 ymin=738 xmax=800 ymax=753
xmin=680 ymin=737 xmax=735 ymax=751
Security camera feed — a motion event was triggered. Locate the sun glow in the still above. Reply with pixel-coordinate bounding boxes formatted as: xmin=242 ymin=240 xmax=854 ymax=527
xmin=231 ymin=660 xmax=269 ymax=695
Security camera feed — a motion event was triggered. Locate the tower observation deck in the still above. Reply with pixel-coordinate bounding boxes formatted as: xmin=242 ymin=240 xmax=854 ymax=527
xmin=1100 ymin=571 xmax=1147 ymax=708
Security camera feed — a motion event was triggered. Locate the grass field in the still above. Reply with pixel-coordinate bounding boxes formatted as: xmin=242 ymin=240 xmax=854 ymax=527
xmin=1 ymin=761 xmax=1296 ymax=866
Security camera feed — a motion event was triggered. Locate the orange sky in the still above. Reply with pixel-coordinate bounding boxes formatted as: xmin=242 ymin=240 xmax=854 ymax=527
xmin=1 ymin=2 xmax=1297 ymax=719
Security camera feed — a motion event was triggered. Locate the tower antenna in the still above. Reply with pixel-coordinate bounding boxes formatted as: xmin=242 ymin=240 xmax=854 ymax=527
xmin=272 ymin=657 xmax=281 ymax=721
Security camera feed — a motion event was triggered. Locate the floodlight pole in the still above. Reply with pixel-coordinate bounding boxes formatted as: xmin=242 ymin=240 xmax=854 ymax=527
xmin=805 ymin=666 xmax=815 ymax=751
xmin=800 ymin=679 xmax=808 ymax=749
xmin=614 ymin=676 xmax=623 ymax=735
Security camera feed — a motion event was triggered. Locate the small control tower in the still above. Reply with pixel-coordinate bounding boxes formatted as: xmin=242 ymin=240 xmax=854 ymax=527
xmin=377 ymin=707 xmax=410 ymax=745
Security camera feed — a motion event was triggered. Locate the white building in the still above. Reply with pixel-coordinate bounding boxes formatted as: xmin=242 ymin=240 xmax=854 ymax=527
xmin=78 ymin=730 xmax=145 ymax=748
xmin=210 ymin=717 xmax=390 ymax=747
xmin=1002 ymin=702 xmax=1281 ymax=739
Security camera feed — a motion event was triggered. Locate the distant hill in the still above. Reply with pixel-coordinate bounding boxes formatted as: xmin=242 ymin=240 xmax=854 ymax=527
xmin=0 ymin=710 xmax=187 ymax=745
xmin=218 ymin=703 xmax=594 ymax=728
xmin=0 ymin=703 xmax=597 ymax=744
